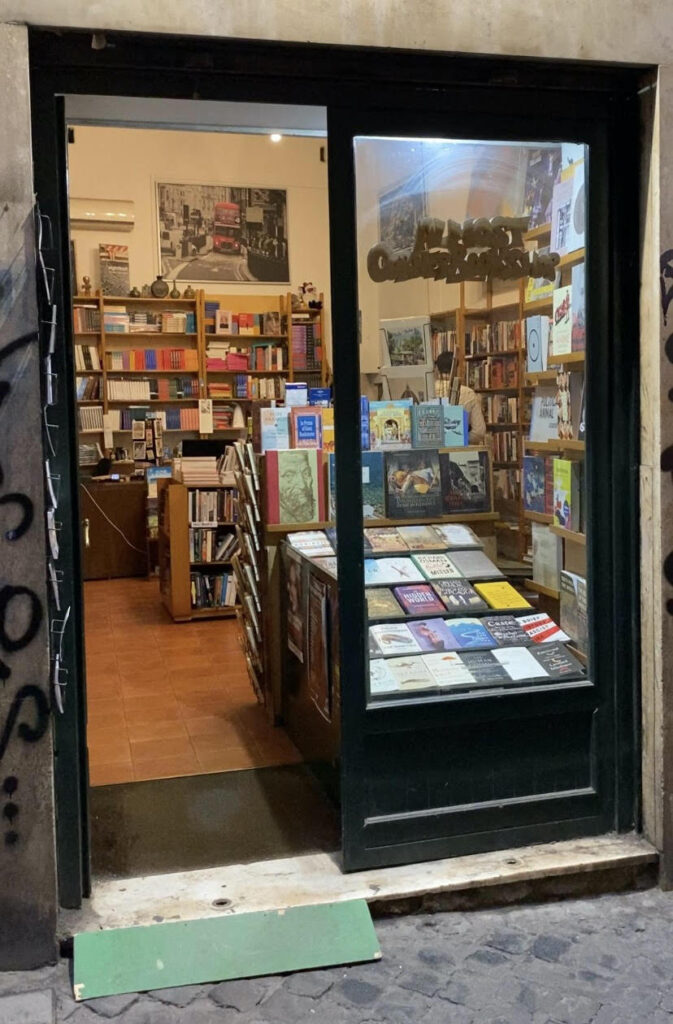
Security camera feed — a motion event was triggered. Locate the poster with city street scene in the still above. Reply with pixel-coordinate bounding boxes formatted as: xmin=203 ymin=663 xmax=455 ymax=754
xmin=156 ymin=182 xmax=289 ymax=283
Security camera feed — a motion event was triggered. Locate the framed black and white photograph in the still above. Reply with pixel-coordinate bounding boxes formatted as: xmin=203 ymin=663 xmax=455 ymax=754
xmin=156 ymin=182 xmax=290 ymax=283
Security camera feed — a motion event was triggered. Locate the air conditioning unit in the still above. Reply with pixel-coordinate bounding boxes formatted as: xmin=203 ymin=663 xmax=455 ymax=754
xmin=69 ymin=198 xmax=135 ymax=232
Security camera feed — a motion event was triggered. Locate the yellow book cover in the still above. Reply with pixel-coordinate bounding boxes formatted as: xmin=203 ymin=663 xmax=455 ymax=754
xmin=474 ymin=581 xmax=532 ymax=610
xmin=321 ymin=408 xmax=335 ymax=453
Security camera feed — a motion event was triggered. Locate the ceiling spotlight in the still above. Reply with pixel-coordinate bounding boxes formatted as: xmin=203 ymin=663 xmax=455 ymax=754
xmin=270 ymin=133 xmax=282 ymax=143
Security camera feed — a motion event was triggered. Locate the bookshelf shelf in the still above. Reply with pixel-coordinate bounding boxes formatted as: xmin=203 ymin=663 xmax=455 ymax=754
xmin=106 ymin=369 xmax=199 ymax=376
xmin=74 ymin=331 xmax=99 ymax=336
xmin=104 ymin=332 xmax=198 ymax=339
xmin=206 ymin=333 xmax=288 ymax=340
xmin=474 ymin=386 xmax=522 ymax=394
xmin=523 ymin=297 xmax=553 ymax=314
xmin=550 ymin=524 xmax=587 ymax=546
xmin=523 ymin=222 xmax=552 ymax=243
xmin=548 ymin=351 xmax=586 ymax=367
xmin=525 ymin=370 xmax=557 ymax=384
xmin=107 ymin=398 xmax=199 ymax=404
xmin=465 ymin=350 xmax=521 ymax=361
xmin=523 ymin=510 xmax=554 ymax=524
xmin=206 ymin=369 xmax=289 ymax=376
xmin=487 ymin=422 xmax=520 ymax=430
xmin=493 ymin=461 xmax=519 ymax=469
xmin=264 ymin=511 xmax=500 ymax=535
xmin=558 ymin=247 xmax=586 ymax=270
xmin=75 ymin=369 xmax=103 ymax=375
xmin=525 ymin=578 xmax=560 ymax=600
xmin=524 ymin=439 xmax=561 ymax=452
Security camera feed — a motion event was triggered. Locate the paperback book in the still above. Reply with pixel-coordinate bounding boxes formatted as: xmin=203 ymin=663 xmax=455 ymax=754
xmin=311 ymin=556 xmax=338 ymax=577
xmin=442 ymin=405 xmax=469 ymax=447
xmin=422 ymin=651 xmax=476 ymax=688
xmin=258 ymin=407 xmax=291 ymax=452
xmin=366 ymin=587 xmax=406 ymax=619
xmin=361 ymin=451 xmax=386 ymax=519
xmin=552 ymin=286 xmax=572 ymax=356
xmin=445 ymin=617 xmax=497 ymax=650
xmin=532 ymin=521 xmax=561 ymax=592
xmin=411 ymin=552 xmax=463 ymax=580
xmin=559 ymin=570 xmax=588 ymax=652
xmin=525 ymin=316 xmax=550 ymax=374
xmin=265 ymin=449 xmax=326 ymax=525
xmin=447 ymin=549 xmax=504 ymax=580
xmin=482 ymin=615 xmax=532 ymax=647
xmin=369 ymin=622 xmax=420 ymax=656
xmin=459 ymin=650 xmax=510 ymax=685
xmin=553 ymin=458 xmax=581 ymax=530
xmin=411 ymin=403 xmax=444 ymax=448
xmin=363 ymin=557 xmax=424 ymax=586
xmin=439 ymin=448 xmax=491 ymax=514
xmin=571 ymin=262 xmax=586 ymax=352
xmin=432 ymin=578 xmax=489 ymax=612
xmin=528 ymin=386 xmax=559 ymax=442
xmin=386 ymin=655 xmax=436 ymax=692
xmin=287 ymin=531 xmax=334 ymax=557
xmin=290 ymin=406 xmax=322 ymax=448
xmin=385 ymin=449 xmax=443 ymax=519
xmin=407 ymin=618 xmax=460 ymax=652
xmin=369 ymin=659 xmax=400 ymax=696
xmin=530 ymin=642 xmax=586 ymax=679
xmin=517 ymin=612 xmax=570 ymax=644
xmin=393 ymin=584 xmax=447 ymax=616
xmin=364 ymin=527 xmax=409 ymax=553
xmin=474 ymin=581 xmax=532 ymax=611
xmin=492 ymin=646 xmax=549 ymax=681
xmin=523 ymin=455 xmax=546 ymax=514
xmin=431 ymin=523 xmax=484 ymax=549
xmin=396 ymin=525 xmax=446 ymax=550
xmin=369 ymin=399 xmax=413 ymax=450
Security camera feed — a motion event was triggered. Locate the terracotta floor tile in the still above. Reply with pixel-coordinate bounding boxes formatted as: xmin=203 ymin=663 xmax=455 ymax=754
xmin=125 ymin=718 xmax=188 ymax=743
xmin=183 ymin=715 xmax=248 ymax=741
xmin=190 ymin=733 xmax=257 ymax=759
xmin=89 ymin=762 xmax=135 ymax=787
xmin=122 ymin=695 xmax=182 ymax=722
xmin=130 ymin=736 xmax=195 ymax=764
xmin=87 ymin=738 xmax=132 ymax=766
xmin=169 ymin=672 xmax=227 ymax=692
xmin=194 ymin=744 xmax=262 ymax=773
xmin=133 ymin=755 xmax=201 ymax=782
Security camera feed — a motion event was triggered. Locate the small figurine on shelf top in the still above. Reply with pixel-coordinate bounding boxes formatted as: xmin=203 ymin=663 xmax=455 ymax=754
xmin=81 ymin=276 xmax=92 ymax=296
xmin=129 ymin=286 xmax=141 ymax=297
xmin=297 ymin=282 xmax=322 ymax=310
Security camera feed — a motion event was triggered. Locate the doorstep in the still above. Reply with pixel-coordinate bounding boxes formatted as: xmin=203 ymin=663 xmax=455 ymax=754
xmin=60 ymin=833 xmax=657 ymax=938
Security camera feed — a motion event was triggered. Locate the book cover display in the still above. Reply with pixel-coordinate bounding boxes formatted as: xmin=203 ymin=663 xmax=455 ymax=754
xmin=385 ymin=449 xmax=443 ymax=519
xmin=439 ymin=449 xmax=491 ymax=514
xmin=525 ymin=245 xmax=561 ymax=305
xmin=393 ymin=584 xmax=447 ymax=616
xmin=369 ymin=622 xmax=421 ymax=656
xmin=422 ymin=651 xmax=476 ymax=687
xmin=396 ymin=525 xmax=446 ymax=550
xmin=530 ymin=642 xmax=586 ymax=679
xmin=432 ymin=523 xmax=483 ymax=549
xmin=369 ymin=400 xmax=413 ymax=450
xmin=288 ymin=531 xmax=334 ymax=557
xmin=528 ymin=386 xmax=559 ymax=443
xmin=407 ymin=618 xmax=460 ymax=652
xmin=445 ymin=618 xmax=497 ymax=650
xmin=532 ymin=521 xmax=562 ymax=591
xmin=361 ymin=451 xmax=386 ymax=519
xmin=369 ymin=659 xmax=399 ymax=696
xmin=411 ymin=404 xmax=444 ymax=448
xmin=442 ymin=405 xmax=469 ymax=447
xmin=523 ymin=146 xmax=562 ymax=228
xmin=311 ymin=556 xmax=338 ymax=577
xmin=386 ymin=656 xmax=435 ymax=692
xmin=525 ymin=316 xmax=550 ymax=375
xmin=474 ymin=581 xmax=532 ymax=610
xmin=492 ymin=646 xmax=549 ymax=681
xmin=523 ymin=455 xmax=546 ymax=513
xmin=552 ymin=458 xmax=581 ymax=530
xmin=411 ymin=552 xmax=463 ymax=580
xmin=265 ymin=449 xmax=326 ymax=525
xmin=447 ymin=549 xmax=503 ymax=580
xmin=571 ymin=262 xmax=586 ymax=352
xmin=364 ymin=527 xmax=408 ymax=552
xmin=482 ymin=615 xmax=531 ymax=647
xmin=364 ymin=557 xmax=424 ymax=586
xmin=460 ymin=650 xmax=510 ymax=685
xmin=560 ymin=570 xmax=588 ymax=652
xmin=259 ymin=407 xmax=291 ymax=452
xmin=518 ymin=612 xmax=570 ymax=644
xmin=552 ymin=286 xmax=572 ymax=356
xmin=432 ymin=578 xmax=489 ymax=612
xmin=366 ymin=588 xmax=406 ymax=619
xmin=290 ymin=407 xmax=322 ymax=448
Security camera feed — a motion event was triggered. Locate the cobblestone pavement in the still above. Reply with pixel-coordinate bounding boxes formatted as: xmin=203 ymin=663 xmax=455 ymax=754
xmin=3 ymin=887 xmax=673 ymax=1023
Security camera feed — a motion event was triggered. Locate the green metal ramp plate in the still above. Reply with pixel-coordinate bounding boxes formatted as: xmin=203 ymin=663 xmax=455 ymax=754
xmin=73 ymin=899 xmax=381 ymax=1001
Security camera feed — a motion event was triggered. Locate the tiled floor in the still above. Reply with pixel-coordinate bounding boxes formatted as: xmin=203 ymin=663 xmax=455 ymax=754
xmin=85 ymin=577 xmax=302 ymax=786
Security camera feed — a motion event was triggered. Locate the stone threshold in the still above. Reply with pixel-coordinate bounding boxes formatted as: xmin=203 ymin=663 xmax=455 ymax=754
xmin=60 ymin=833 xmax=658 ymax=938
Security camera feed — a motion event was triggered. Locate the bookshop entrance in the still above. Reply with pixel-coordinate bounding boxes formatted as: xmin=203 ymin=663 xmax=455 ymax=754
xmin=30 ymin=31 xmax=640 ymax=907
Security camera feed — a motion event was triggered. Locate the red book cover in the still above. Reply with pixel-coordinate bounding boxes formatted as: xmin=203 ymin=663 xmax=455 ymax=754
xmin=264 ymin=449 xmax=325 ymax=524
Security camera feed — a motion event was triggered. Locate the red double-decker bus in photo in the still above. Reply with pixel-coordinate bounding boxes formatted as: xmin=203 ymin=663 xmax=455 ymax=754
xmin=212 ymin=201 xmax=242 ymax=253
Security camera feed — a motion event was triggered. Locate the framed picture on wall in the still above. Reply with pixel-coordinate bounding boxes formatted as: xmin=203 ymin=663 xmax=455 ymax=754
xmin=378 ymin=177 xmax=425 ymax=255
xmin=156 ymin=181 xmax=290 ymax=284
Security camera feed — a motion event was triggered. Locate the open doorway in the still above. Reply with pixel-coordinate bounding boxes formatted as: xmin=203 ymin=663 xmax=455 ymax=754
xmin=64 ymin=98 xmax=341 ymax=879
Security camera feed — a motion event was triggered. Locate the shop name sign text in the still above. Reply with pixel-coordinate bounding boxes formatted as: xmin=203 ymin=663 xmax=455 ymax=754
xmin=367 ymin=216 xmax=560 ymax=285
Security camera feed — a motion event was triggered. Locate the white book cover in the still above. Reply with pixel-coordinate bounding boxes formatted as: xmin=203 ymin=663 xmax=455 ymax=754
xmin=532 ymin=522 xmax=562 ymax=592
xmin=288 ymin=531 xmax=334 ymax=556
xmin=525 ymin=315 xmax=549 ymax=374
xmin=528 ymin=385 xmax=559 ymax=442
xmin=432 ymin=524 xmax=484 ymax=549
xmin=492 ymin=646 xmax=549 ymax=681
xmin=369 ymin=623 xmax=421 ymax=656
xmin=552 ymin=286 xmax=572 ymax=356
xmin=411 ymin=553 xmax=463 ymax=580
xmin=364 ymin=557 xmax=424 ymax=586
xmin=422 ymin=652 xmax=476 ymax=688
xmin=369 ymin=659 xmax=400 ymax=695
xmin=518 ymin=613 xmax=570 ymax=644
xmin=386 ymin=655 xmax=435 ymax=691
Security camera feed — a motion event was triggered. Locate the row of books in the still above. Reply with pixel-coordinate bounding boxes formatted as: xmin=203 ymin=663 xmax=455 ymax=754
xmin=75 ymin=344 xmax=101 ymax=371
xmin=291 ymin=322 xmax=322 ymax=371
xmin=104 ymin=308 xmax=196 ymax=334
xmin=370 ymin=608 xmax=566 ymax=656
xmin=106 ymin=377 xmax=198 ymax=401
xmin=102 ymin=408 xmax=200 ymax=432
xmin=205 ymin=342 xmax=286 ymax=372
xmin=188 ymin=487 xmax=238 ymax=524
xmin=485 ymin=395 xmax=526 ymax=425
xmin=107 ymin=349 xmax=199 ymax=371
xmin=76 ymin=375 xmax=101 ymax=400
xmin=78 ymin=405 xmax=104 ymax=432
xmin=430 ymin=326 xmax=458 ymax=363
xmin=189 ymin=570 xmax=238 ymax=609
xmin=188 ymin=527 xmax=238 ymax=564
xmin=175 ymin=448 xmax=238 ymax=487
xmin=370 ymin=640 xmax=584 ymax=697
xmin=493 ymin=468 xmax=520 ymax=503
xmin=205 ymin=303 xmax=281 ymax=336
xmin=492 ymin=430 xmax=519 ymax=464
xmin=523 ymin=454 xmax=584 ymax=532
xmin=466 ymin=354 xmax=519 ymax=390
xmin=73 ymin=305 xmax=100 ymax=333
xmin=208 ymin=376 xmax=285 ymax=401
xmin=466 ymin=320 xmax=521 ymax=356
xmin=362 ymin=549 xmax=503 ymax=587
xmin=287 ymin=522 xmax=483 ymax=557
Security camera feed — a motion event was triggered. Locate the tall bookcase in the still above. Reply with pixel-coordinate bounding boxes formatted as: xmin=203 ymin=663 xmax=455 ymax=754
xmin=285 ymin=292 xmax=329 ymax=388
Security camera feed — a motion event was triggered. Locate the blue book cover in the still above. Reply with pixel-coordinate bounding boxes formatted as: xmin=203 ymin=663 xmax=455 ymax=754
xmin=361 ymin=396 xmax=370 ymax=450
xmin=309 ymin=387 xmax=332 ymax=407
xmin=523 ymin=455 xmax=546 ymax=513
xmin=411 ymin=404 xmax=444 ymax=448
xmin=294 ymin=412 xmax=320 ymax=446
xmin=362 ymin=451 xmax=385 ymax=518
xmin=446 ymin=617 xmax=497 ymax=650
xmin=442 ymin=404 xmax=468 ymax=447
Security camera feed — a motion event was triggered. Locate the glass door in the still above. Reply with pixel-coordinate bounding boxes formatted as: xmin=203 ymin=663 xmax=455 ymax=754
xmin=328 ymin=101 xmax=632 ymax=871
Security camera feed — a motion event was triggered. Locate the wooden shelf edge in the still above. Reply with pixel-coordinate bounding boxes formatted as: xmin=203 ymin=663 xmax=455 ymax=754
xmin=523 ymin=222 xmax=552 ymax=242
xmin=525 ymin=370 xmax=557 ymax=383
xmin=548 ymin=351 xmax=586 ymax=367
xmin=525 ymin=578 xmax=560 ymax=600
xmin=523 ymin=510 xmax=554 ymax=524
xmin=549 ymin=524 xmax=587 ymax=545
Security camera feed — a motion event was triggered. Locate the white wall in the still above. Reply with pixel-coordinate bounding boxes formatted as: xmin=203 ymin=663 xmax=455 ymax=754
xmin=67 ymin=125 xmax=331 ymax=347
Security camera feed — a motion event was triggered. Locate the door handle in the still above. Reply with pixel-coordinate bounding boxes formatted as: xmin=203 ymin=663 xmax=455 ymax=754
xmin=82 ymin=517 xmax=90 ymax=548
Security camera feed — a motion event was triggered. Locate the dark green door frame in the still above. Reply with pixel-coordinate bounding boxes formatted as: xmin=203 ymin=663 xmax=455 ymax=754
xmin=29 ymin=27 xmax=643 ymax=900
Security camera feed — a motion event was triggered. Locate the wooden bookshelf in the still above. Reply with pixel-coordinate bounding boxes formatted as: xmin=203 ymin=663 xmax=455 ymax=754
xmin=525 ymin=578 xmax=561 ymax=600
xmin=157 ymin=479 xmax=239 ymax=621
xmin=548 ymin=351 xmax=586 ymax=367
xmin=525 ymin=370 xmax=556 ymax=384
xmin=523 ymin=510 xmax=554 ymax=524
xmin=523 ymin=222 xmax=552 ymax=243
xmin=550 ymin=524 xmax=586 ymax=546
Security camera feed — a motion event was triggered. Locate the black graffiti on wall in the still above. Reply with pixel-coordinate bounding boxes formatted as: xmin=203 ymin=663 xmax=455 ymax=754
xmin=0 ymin=326 xmax=47 ymax=847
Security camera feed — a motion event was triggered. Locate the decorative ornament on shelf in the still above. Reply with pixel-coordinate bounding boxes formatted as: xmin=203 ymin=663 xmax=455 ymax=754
xmin=299 ymin=281 xmax=322 ymax=309
xmin=129 ymin=286 xmax=141 ymax=297
xmin=81 ymin=276 xmax=92 ymax=297
xmin=183 ymin=284 xmax=196 ymax=299
xmin=141 ymin=284 xmax=151 ymax=297
xmin=170 ymin=281 xmax=181 ymax=299
xmin=232 ymin=404 xmax=246 ymax=430
xmin=150 ymin=275 xmax=169 ymax=298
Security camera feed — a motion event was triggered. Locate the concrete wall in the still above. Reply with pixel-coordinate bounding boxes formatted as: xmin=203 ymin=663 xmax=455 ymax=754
xmin=0 ymin=22 xmax=57 ymax=968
